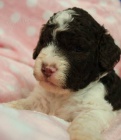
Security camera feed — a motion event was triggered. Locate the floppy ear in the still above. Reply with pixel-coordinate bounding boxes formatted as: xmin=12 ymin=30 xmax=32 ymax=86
xmin=98 ymin=28 xmax=121 ymax=72
xmin=33 ymin=26 xmax=45 ymax=60
xmin=33 ymin=25 xmax=45 ymax=60
xmin=33 ymin=41 xmax=42 ymax=59
xmin=33 ymin=23 xmax=53 ymax=59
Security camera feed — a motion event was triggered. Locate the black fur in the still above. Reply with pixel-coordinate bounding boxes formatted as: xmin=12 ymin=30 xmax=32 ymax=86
xmin=33 ymin=23 xmax=55 ymax=59
xmin=57 ymin=7 xmax=120 ymax=91
xmin=101 ymin=71 xmax=121 ymax=110
xmin=33 ymin=7 xmax=121 ymax=99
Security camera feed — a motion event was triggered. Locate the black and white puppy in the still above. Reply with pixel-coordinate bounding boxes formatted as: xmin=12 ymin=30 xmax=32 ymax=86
xmin=7 ymin=7 xmax=121 ymax=140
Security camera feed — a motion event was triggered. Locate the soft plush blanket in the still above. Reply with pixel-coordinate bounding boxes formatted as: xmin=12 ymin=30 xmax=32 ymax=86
xmin=0 ymin=0 xmax=121 ymax=140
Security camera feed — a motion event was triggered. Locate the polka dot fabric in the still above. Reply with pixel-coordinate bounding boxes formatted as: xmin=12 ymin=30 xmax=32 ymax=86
xmin=0 ymin=1 xmax=120 ymax=95
xmin=0 ymin=0 xmax=120 ymax=101
xmin=0 ymin=0 xmax=121 ymax=101
xmin=0 ymin=1 xmax=121 ymax=140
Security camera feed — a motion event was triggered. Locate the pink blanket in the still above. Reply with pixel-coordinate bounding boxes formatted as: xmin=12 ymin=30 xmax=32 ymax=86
xmin=0 ymin=0 xmax=121 ymax=139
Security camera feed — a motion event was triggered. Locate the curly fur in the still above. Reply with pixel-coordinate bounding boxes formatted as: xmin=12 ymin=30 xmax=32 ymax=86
xmin=6 ymin=7 xmax=121 ymax=140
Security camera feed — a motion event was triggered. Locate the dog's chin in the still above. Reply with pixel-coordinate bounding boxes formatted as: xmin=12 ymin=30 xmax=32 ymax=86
xmin=40 ymin=78 xmax=62 ymax=90
xmin=41 ymin=79 xmax=59 ymax=88
xmin=36 ymin=78 xmax=71 ymax=95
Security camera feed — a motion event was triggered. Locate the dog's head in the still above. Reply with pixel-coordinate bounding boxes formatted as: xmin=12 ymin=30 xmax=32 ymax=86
xmin=33 ymin=7 xmax=120 ymax=94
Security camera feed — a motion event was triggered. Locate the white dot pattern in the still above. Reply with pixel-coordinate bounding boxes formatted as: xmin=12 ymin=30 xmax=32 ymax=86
xmin=106 ymin=16 xmax=117 ymax=24
xmin=26 ymin=0 xmax=38 ymax=7
xmin=0 ymin=28 xmax=4 ymax=36
xmin=58 ymin=1 xmax=71 ymax=8
xmin=0 ymin=0 xmax=4 ymax=9
xmin=10 ymin=12 xmax=21 ymax=23
xmin=43 ymin=10 xmax=53 ymax=20
xmin=26 ymin=26 xmax=36 ymax=36
xmin=100 ymin=1 xmax=107 ymax=7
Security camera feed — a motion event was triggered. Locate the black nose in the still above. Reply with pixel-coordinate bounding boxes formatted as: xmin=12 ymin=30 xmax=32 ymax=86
xmin=41 ymin=64 xmax=57 ymax=77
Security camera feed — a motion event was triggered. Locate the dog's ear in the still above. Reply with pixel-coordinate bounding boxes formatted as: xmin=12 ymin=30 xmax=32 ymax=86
xmin=33 ymin=25 xmax=45 ymax=59
xmin=33 ymin=27 xmax=45 ymax=59
xmin=33 ymin=41 xmax=42 ymax=59
xmin=98 ymin=28 xmax=121 ymax=72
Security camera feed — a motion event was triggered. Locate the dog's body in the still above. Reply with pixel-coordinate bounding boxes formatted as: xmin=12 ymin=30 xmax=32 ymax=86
xmin=6 ymin=7 xmax=121 ymax=140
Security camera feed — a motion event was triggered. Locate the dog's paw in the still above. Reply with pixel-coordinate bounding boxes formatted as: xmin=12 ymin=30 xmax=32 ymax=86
xmin=2 ymin=102 xmax=19 ymax=109
xmin=68 ymin=129 xmax=102 ymax=140
xmin=70 ymin=134 xmax=102 ymax=140
xmin=2 ymin=100 xmax=26 ymax=110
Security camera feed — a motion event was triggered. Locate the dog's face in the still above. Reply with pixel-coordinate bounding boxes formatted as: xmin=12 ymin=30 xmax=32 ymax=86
xmin=33 ymin=7 xmax=120 ymax=94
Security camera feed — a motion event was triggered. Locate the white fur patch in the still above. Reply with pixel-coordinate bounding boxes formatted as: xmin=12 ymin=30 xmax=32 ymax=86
xmin=6 ymin=77 xmax=116 ymax=140
xmin=49 ymin=10 xmax=76 ymax=38
xmin=34 ymin=43 xmax=70 ymax=94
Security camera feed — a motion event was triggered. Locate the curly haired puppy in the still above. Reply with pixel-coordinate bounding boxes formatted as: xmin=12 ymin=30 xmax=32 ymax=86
xmin=6 ymin=7 xmax=121 ymax=140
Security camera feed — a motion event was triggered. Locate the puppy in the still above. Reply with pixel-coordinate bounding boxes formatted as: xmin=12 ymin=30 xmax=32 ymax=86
xmin=6 ymin=7 xmax=121 ymax=140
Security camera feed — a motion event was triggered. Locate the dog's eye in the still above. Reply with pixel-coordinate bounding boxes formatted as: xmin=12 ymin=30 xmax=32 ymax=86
xmin=74 ymin=46 xmax=83 ymax=52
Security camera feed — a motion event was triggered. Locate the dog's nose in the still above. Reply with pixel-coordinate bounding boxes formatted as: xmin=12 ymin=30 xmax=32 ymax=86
xmin=41 ymin=64 xmax=57 ymax=77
